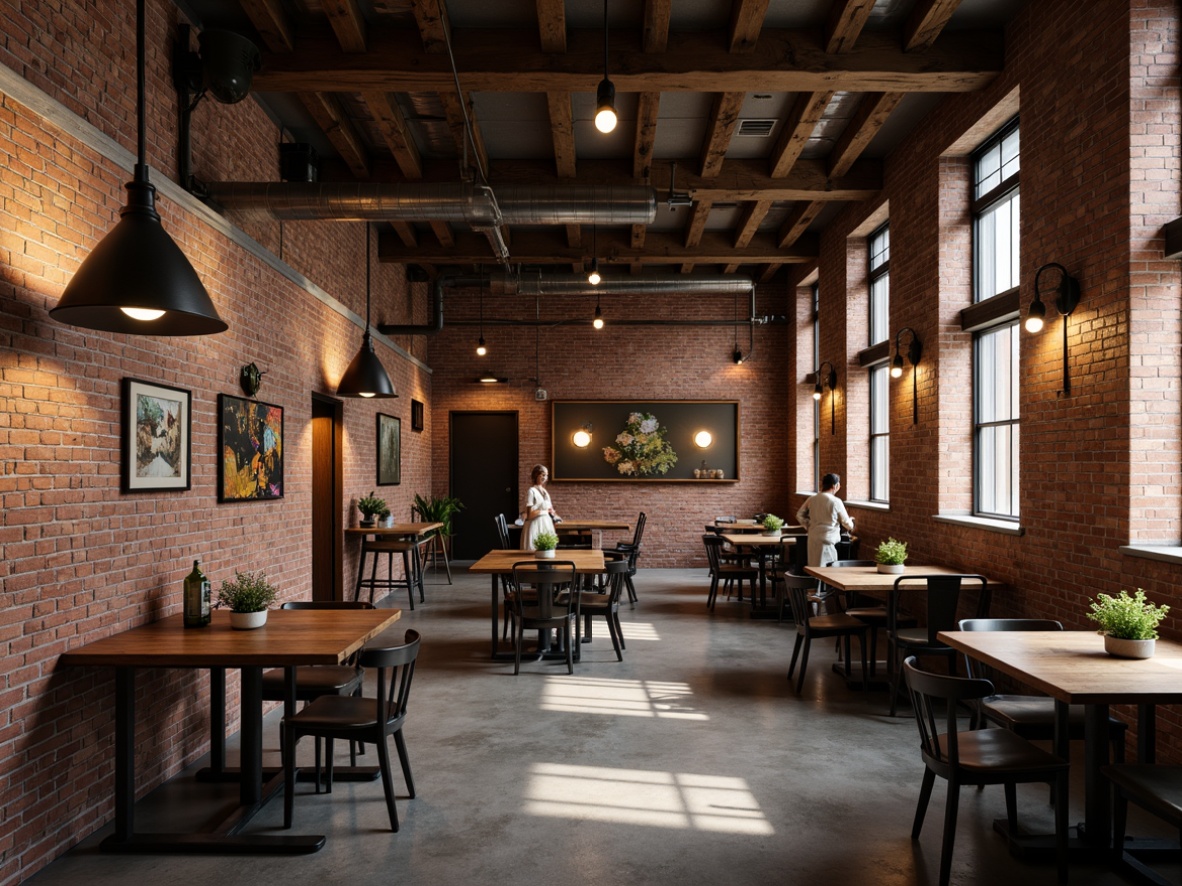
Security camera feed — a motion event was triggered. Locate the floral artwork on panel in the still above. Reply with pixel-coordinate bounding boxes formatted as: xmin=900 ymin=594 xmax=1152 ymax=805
xmin=122 ymin=378 xmax=191 ymax=492
xmin=601 ymin=411 xmax=678 ymax=476
xmin=219 ymin=395 xmax=284 ymax=501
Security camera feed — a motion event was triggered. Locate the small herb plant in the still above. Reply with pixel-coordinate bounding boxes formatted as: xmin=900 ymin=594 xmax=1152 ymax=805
xmin=1087 ymin=589 xmax=1169 ymax=640
xmin=763 ymin=513 xmax=785 ymax=532
xmin=357 ymin=490 xmax=387 ymax=520
xmin=216 ymin=570 xmax=278 ymax=613
xmin=875 ymin=538 xmax=908 ymax=566
xmin=533 ymin=531 xmax=559 ymax=551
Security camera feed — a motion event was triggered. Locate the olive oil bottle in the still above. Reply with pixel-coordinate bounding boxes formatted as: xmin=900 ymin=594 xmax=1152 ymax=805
xmin=183 ymin=560 xmax=212 ymax=628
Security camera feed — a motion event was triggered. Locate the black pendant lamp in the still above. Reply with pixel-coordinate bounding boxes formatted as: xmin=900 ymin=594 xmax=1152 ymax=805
xmin=594 ymin=0 xmax=617 ymax=133
xmin=50 ymin=0 xmax=226 ymax=336
xmin=337 ymin=225 xmax=397 ymax=398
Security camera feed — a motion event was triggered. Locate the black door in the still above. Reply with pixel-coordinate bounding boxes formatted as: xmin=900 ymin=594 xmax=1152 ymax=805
xmin=450 ymin=411 xmax=518 ymax=559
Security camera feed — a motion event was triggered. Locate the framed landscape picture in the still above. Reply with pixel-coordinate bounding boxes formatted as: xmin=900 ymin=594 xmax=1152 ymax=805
xmin=122 ymin=378 xmax=191 ymax=493
xmin=377 ymin=413 xmax=401 ymax=486
xmin=218 ymin=394 xmax=284 ymax=501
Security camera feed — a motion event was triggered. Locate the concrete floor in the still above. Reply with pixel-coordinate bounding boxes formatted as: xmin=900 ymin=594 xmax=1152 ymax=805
xmin=26 ymin=568 xmax=1179 ymax=886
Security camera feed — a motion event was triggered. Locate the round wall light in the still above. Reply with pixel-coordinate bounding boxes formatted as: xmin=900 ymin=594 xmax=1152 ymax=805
xmin=694 ymin=430 xmax=713 ymax=448
xmin=573 ymin=429 xmax=592 ymax=448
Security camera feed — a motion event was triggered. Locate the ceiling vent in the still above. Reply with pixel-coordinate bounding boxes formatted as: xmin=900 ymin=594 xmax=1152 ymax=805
xmin=736 ymin=119 xmax=776 ymax=137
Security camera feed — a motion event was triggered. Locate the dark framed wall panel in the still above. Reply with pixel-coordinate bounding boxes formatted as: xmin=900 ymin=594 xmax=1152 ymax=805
xmin=551 ymin=400 xmax=739 ymax=482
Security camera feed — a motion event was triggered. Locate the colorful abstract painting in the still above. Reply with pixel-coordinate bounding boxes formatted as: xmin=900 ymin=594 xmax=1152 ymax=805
xmin=122 ymin=378 xmax=191 ymax=492
xmin=218 ymin=394 xmax=284 ymax=501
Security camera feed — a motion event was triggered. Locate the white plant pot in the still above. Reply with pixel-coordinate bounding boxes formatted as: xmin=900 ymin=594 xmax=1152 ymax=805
xmin=876 ymin=563 xmax=905 ymax=574
xmin=763 ymin=528 xmax=781 ymax=537
xmin=229 ymin=610 xmax=268 ymax=630
xmin=535 ymin=549 xmax=556 ymax=559
xmin=1104 ymin=634 xmax=1154 ymax=659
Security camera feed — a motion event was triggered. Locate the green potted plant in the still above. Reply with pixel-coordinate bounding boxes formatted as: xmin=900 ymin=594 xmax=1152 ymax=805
xmin=533 ymin=531 xmax=559 ymax=560
xmin=762 ymin=513 xmax=785 ymax=537
xmin=875 ymin=537 xmax=908 ymax=574
xmin=357 ymin=490 xmax=387 ymax=527
xmin=1087 ymin=589 xmax=1170 ymax=659
xmin=216 ymin=569 xmax=278 ymax=630
xmin=412 ymin=492 xmax=464 ymax=538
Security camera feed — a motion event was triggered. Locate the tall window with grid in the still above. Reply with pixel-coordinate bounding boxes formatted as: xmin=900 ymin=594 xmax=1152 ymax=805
xmin=869 ymin=223 xmax=890 ymax=345
xmin=972 ymin=118 xmax=1020 ymax=518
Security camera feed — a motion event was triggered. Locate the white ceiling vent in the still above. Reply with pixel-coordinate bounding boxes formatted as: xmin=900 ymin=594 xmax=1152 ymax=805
xmin=736 ymin=119 xmax=776 ymax=137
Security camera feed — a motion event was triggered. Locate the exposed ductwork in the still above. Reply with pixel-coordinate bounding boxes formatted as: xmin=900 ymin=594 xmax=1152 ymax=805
xmin=378 ymin=273 xmax=757 ymax=337
xmin=205 ymin=182 xmax=658 ymax=226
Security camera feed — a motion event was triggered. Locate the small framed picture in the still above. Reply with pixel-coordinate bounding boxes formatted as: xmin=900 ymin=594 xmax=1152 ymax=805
xmin=411 ymin=399 xmax=424 ymax=432
xmin=122 ymin=378 xmax=191 ymax=493
xmin=218 ymin=394 xmax=284 ymax=501
xmin=378 ymin=413 xmax=401 ymax=486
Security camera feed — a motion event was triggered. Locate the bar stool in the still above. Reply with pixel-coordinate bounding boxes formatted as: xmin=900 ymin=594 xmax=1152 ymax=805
xmin=354 ymin=538 xmax=424 ymax=609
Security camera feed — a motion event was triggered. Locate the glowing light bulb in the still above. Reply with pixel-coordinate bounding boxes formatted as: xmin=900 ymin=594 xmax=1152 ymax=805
xmin=121 ymin=307 xmax=165 ymax=321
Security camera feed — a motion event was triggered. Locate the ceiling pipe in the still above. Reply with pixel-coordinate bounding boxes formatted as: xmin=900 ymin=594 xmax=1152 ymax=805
xmin=378 ymin=273 xmax=757 ymax=336
xmin=204 ymin=181 xmax=658 ymax=226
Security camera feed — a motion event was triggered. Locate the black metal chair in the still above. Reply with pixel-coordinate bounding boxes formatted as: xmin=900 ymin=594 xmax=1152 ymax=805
xmin=831 ymin=560 xmax=916 ymax=672
xmin=578 ymin=557 xmax=630 ymax=661
xmin=1104 ymin=764 xmax=1182 ymax=880
xmin=887 ymin=574 xmax=990 ymax=717
xmin=903 ymin=657 xmax=1068 ymax=886
xmin=493 ymin=513 xmax=517 ymax=639
xmin=603 ymin=511 xmax=645 ymax=605
xmin=283 ymin=629 xmax=421 ymax=833
xmin=702 ymin=534 xmax=758 ymax=611
xmin=958 ymin=618 xmax=1127 ymax=761
xmin=784 ymin=573 xmax=869 ymax=694
xmin=507 ymin=561 xmax=580 ymax=675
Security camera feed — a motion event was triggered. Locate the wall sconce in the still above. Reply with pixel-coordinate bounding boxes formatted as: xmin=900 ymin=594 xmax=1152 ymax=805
xmin=694 ymin=430 xmax=713 ymax=448
xmin=814 ymin=361 xmax=838 ymax=435
xmin=572 ymin=424 xmax=593 ymax=448
xmin=890 ymin=327 xmax=923 ymax=425
xmin=1026 ymin=262 xmax=1081 ymax=396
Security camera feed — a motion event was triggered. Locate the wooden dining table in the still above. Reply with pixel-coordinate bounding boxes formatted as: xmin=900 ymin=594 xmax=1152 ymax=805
xmin=59 ymin=607 xmax=399 ymax=854
xmin=468 ymin=548 xmax=606 ymax=659
xmin=939 ymin=629 xmax=1182 ymax=856
xmin=720 ymin=532 xmax=798 ymax=611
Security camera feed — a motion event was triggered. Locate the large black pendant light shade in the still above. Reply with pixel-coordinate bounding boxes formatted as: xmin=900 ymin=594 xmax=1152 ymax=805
xmin=337 ymin=225 xmax=397 ymax=398
xmin=50 ymin=0 xmax=226 ymax=335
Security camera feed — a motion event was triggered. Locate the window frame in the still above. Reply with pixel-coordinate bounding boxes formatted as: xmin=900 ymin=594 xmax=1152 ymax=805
xmin=811 ymin=282 xmax=821 ymax=492
xmin=868 ymin=222 xmax=890 ymax=346
xmin=973 ymin=319 xmax=1020 ymax=520
xmin=971 ymin=117 xmax=1020 ymax=305
xmin=868 ymin=363 xmax=889 ymax=503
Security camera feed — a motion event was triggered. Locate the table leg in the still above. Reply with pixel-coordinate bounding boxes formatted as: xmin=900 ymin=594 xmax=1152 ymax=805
xmin=1138 ymin=704 xmax=1156 ymax=763
xmin=491 ymin=574 xmax=500 ymax=658
xmin=209 ymin=668 xmax=226 ymax=775
xmin=239 ymin=666 xmax=263 ymax=807
xmin=1083 ymin=703 xmax=1112 ymax=847
xmin=113 ymin=667 xmax=135 ymax=842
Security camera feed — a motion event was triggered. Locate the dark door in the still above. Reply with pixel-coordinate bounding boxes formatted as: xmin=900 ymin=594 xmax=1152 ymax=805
xmin=311 ymin=395 xmax=343 ymax=601
xmin=450 ymin=411 xmax=518 ymax=559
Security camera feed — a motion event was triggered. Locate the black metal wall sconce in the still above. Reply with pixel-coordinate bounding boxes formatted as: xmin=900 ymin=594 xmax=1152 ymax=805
xmin=890 ymin=327 xmax=923 ymax=425
xmin=1025 ymin=263 xmax=1082 ymax=396
xmin=813 ymin=361 xmax=838 ymax=435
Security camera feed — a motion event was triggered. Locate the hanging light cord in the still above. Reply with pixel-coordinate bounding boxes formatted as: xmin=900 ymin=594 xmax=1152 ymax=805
xmin=364 ymin=224 xmax=371 ymax=334
xmin=603 ymin=0 xmax=609 ymax=82
xmin=135 ymin=0 xmax=148 ymax=181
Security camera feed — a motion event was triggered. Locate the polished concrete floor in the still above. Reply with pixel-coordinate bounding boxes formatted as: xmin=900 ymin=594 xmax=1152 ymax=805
xmin=27 ymin=567 xmax=1179 ymax=886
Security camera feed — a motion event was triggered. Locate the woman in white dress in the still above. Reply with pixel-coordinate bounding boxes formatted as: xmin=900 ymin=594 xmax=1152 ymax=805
xmin=521 ymin=464 xmax=558 ymax=550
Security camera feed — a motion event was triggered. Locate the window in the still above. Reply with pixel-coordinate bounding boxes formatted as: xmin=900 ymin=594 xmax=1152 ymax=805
xmin=972 ymin=119 xmax=1020 ymax=519
xmin=973 ymin=119 xmax=1020 ymax=303
xmin=868 ymin=223 xmax=889 ymax=345
xmin=974 ymin=322 xmax=1019 ymax=517
xmin=869 ymin=364 xmax=889 ymax=502
xmin=811 ymin=282 xmax=820 ymax=491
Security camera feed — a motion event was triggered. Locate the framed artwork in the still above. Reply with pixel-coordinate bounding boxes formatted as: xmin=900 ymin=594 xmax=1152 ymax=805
xmin=218 ymin=394 xmax=284 ymax=501
xmin=551 ymin=400 xmax=740 ymax=482
xmin=377 ymin=413 xmax=401 ymax=485
xmin=411 ymin=399 xmax=424 ymax=432
xmin=122 ymin=378 xmax=191 ymax=493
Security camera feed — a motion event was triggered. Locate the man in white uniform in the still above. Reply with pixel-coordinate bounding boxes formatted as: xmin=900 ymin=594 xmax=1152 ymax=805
xmin=795 ymin=473 xmax=855 ymax=568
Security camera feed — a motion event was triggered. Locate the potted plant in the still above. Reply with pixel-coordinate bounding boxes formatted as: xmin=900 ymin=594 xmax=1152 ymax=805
xmin=377 ymin=505 xmax=393 ymax=528
xmin=357 ymin=490 xmax=387 ymax=527
xmin=412 ymin=492 xmax=464 ymax=538
xmin=875 ymin=537 xmax=908 ymax=574
xmin=216 ymin=569 xmax=278 ymax=630
xmin=762 ymin=513 xmax=785 ymax=537
xmin=533 ymin=531 xmax=559 ymax=560
xmin=1087 ymin=589 xmax=1170 ymax=659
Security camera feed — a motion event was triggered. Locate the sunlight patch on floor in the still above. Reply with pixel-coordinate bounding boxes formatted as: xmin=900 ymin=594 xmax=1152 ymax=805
xmin=620 ymin=621 xmax=658 ymax=641
xmin=524 ymin=762 xmax=774 ymax=834
xmin=541 ymin=675 xmax=707 ymax=719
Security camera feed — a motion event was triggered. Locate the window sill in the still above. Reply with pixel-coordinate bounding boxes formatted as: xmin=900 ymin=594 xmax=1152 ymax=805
xmin=1120 ymin=545 xmax=1182 ymax=567
xmin=933 ymin=513 xmax=1024 ymax=536
xmin=846 ymin=500 xmax=889 ymax=512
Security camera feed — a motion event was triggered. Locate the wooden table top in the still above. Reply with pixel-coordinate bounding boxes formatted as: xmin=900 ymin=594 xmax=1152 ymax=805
xmin=468 ymin=548 xmax=607 ymax=574
xmin=938 ymin=630 xmax=1182 ymax=706
xmin=345 ymin=522 xmax=443 ymax=538
xmin=721 ymin=533 xmax=797 ymax=547
xmin=805 ymin=564 xmax=1003 ymax=593
xmin=60 ymin=609 xmax=401 ymax=668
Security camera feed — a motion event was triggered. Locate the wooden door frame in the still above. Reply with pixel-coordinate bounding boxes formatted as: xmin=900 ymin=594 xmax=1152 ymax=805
xmin=312 ymin=393 xmax=344 ymax=601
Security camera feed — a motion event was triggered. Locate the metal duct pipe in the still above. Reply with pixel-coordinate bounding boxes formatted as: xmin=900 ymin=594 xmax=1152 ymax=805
xmin=206 ymin=182 xmax=657 ymax=225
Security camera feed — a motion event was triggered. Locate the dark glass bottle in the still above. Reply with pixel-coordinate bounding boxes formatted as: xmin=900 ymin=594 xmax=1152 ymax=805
xmin=183 ymin=560 xmax=211 ymax=628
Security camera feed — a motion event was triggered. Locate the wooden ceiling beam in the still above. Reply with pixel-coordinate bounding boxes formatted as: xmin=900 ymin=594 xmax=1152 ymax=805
xmin=238 ymin=0 xmax=294 ymax=52
xmin=684 ymin=200 xmax=714 ymax=249
xmin=827 ymin=92 xmax=905 ymax=178
xmin=757 ymin=263 xmax=783 ymax=283
xmin=699 ymin=92 xmax=746 ymax=178
xmin=734 ymin=199 xmax=773 ymax=248
xmin=536 ymin=0 xmax=567 ymax=52
xmin=825 ymin=0 xmax=875 ymax=53
xmin=905 ymin=0 xmax=963 ymax=52
xmin=643 ymin=0 xmax=673 ymax=52
xmin=252 ymin=28 xmax=1003 ymax=94
xmin=729 ymin=0 xmax=770 ymax=53
xmin=769 ymin=90 xmax=834 ymax=178
xmin=411 ymin=0 xmax=451 ymax=54
xmin=428 ymin=221 xmax=454 ymax=247
xmin=633 ymin=92 xmax=660 ymax=181
xmin=391 ymin=221 xmax=418 ymax=247
xmin=378 ymin=229 xmax=818 ymax=265
xmin=324 ymin=0 xmax=367 ymax=53
xmin=546 ymin=92 xmax=577 ymax=178
xmin=777 ymin=201 xmax=823 ymax=248
xmin=439 ymin=91 xmax=490 ymax=177
xmin=299 ymin=92 xmax=371 ymax=179
xmin=362 ymin=91 xmax=422 ymax=180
